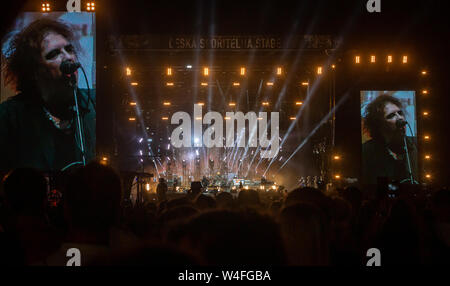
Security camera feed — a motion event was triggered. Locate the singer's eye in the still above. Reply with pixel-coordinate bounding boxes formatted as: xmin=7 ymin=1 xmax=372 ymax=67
xmin=45 ymin=49 xmax=60 ymax=60
xmin=64 ymin=44 xmax=75 ymax=54
xmin=386 ymin=113 xmax=395 ymax=119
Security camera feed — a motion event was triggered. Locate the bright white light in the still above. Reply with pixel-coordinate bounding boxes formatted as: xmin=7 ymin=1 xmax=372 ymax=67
xmin=186 ymin=65 xmax=192 ymax=69
xmin=139 ymin=150 xmax=143 ymax=156
xmin=139 ymin=138 xmax=143 ymax=143
xmin=196 ymin=149 xmax=199 ymax=156
xmin=194 ymin=137 xmax=199 ymax=144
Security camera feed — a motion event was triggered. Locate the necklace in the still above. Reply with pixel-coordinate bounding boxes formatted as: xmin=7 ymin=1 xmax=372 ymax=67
xmin=43 ymin=107 xmax=72 ymax=130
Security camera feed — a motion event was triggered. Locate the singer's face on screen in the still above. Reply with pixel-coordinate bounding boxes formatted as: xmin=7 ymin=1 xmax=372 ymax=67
xmin=38 ymin=31 xmax=78 ymax=113
xmin=383 ymin=102 xmax=405 ymax=133
xmin=40 ymin=31 xmax=77 ymax=80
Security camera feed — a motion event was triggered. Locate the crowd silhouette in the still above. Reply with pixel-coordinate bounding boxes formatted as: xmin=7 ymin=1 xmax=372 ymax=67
xmin=0 ymin=162 xmax=449 ymax=266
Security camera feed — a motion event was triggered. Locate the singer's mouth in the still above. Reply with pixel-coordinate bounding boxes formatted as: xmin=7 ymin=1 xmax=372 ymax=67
xmin=64 ymin=70 xmax=78 ymax=79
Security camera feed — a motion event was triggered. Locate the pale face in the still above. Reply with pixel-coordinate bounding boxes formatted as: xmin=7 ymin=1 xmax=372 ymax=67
xmin=383 ymin=102 xmax=405 ymax=132
xmin=38 ymin=32 xmax=78 ymax=116
xmin=40 ymin=32 xmax=77 ymax=80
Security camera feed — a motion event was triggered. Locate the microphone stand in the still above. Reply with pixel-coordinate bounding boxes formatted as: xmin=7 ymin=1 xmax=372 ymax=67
xmin=69 ymin=74 xmax=86 ymax=166
xmin=401 ymin=127 xmax=415 ymax=184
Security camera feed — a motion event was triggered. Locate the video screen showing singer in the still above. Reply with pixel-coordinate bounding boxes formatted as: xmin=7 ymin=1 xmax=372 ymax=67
xmin=361 ymin=92 xmax=418 ymax=186
xmin=0 ymin=17 xmax=95 ymax=172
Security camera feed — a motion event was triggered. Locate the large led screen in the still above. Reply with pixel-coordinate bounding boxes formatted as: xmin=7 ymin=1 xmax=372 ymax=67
xmin=360 ymin=91 xmax=418 ymax=186
xmin=0 ymin=12 xmax=95 ymax=173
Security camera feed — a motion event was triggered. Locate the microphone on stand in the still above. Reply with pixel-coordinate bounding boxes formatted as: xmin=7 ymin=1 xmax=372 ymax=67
xmin=396 ymin=119 xmax=416 ymax=184
xmin=60 ymin=61 xmax=81 ymax=74
xmin=396 ymin=119 xmax=407 ymax=128
xmin=60 ymin=61 xmax=81 ymax=87
xmin=396 ymin=119 xmax=407 ymax=135
xmin=59 ymin=60 xmax=86 ymax=166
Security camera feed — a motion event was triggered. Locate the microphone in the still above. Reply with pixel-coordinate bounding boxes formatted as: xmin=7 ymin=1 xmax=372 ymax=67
xmin=396 ymin=120 xmax=407 ymax=128
xmin=60 ymin=61 xmax=81 ymax=74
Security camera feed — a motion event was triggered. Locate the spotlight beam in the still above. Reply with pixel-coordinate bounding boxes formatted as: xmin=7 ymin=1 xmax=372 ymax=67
xmin=276 ymin=92 xmax=350 ymax=173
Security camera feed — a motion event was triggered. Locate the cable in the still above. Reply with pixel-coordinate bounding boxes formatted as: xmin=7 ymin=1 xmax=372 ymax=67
xmin=61 ymin=161 xmax=84 ymax=171
xmin=80 ymin=65 xmax=96 ymax=111
xmin=58 ymin=65 xmax=92 ymax=172
xmin=406 ymin=122 xmax=419 ymax=150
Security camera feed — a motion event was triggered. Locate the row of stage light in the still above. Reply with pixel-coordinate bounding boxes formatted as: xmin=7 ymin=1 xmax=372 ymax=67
xmin=124 ymin=56 xmax=414 ymax=87
xmin=131 ymin=81 xmax=309 ymax=87
xmin=354 ymin=55 xmax=409 ymax=64
xmin=127 ymin=100 xmax=304 ymax=122
xmin=127 ymin=66 xmax=322 ymax=77
xmin=420 ymin=69 xmax=433 ymax=182
xmin=126 ymin=65 xmax=321 ymax=88
xmin=125 ymin=55 xmax=413 ymax=80
xmin=41 ymin=1 xmax=95 ymax=12
xmin=126 ymin=66 xmax=326 ymax=78
xmin=129 ymin=101 xmax=303 ymax=107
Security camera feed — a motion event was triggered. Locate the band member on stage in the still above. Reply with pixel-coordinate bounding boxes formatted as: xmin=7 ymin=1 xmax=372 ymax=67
xmin=156 ymin=177 xmax=168 ymax=202
xmin=0 ymin=18 xmax=95 ymax=172
xmin=362 ymin=94 xmax=418 ymax=186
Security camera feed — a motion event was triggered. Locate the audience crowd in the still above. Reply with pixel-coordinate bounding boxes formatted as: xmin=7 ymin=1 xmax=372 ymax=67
xmin=0 ymin=162 xmax=449 ymax=266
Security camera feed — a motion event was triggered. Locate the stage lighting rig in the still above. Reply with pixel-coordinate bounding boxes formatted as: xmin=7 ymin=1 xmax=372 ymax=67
xmin=41 ymin=2 xmax=51 ymax=12
xmin=86 ymin=1 xmax=95 ymax=11
xmin=276 ymin=67 xmax=282 ymax=75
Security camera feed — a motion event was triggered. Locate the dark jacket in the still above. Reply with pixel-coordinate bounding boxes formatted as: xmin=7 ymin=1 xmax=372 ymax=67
xmin=362 ymin=137 xmax=418 ymax=186
xmin=0 ymin=89 xmax=95 ymax=172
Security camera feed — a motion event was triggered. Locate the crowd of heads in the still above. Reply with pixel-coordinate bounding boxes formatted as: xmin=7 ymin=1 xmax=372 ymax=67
xmin=0 ymin=162 xmax=450 ymax=266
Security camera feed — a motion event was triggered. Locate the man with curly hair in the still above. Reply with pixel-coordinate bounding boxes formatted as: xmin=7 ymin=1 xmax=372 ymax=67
xmin=362 ymin=94 xmax=418 ymax=187
xmin=0 ymin=18 xmax=95 ymax=172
